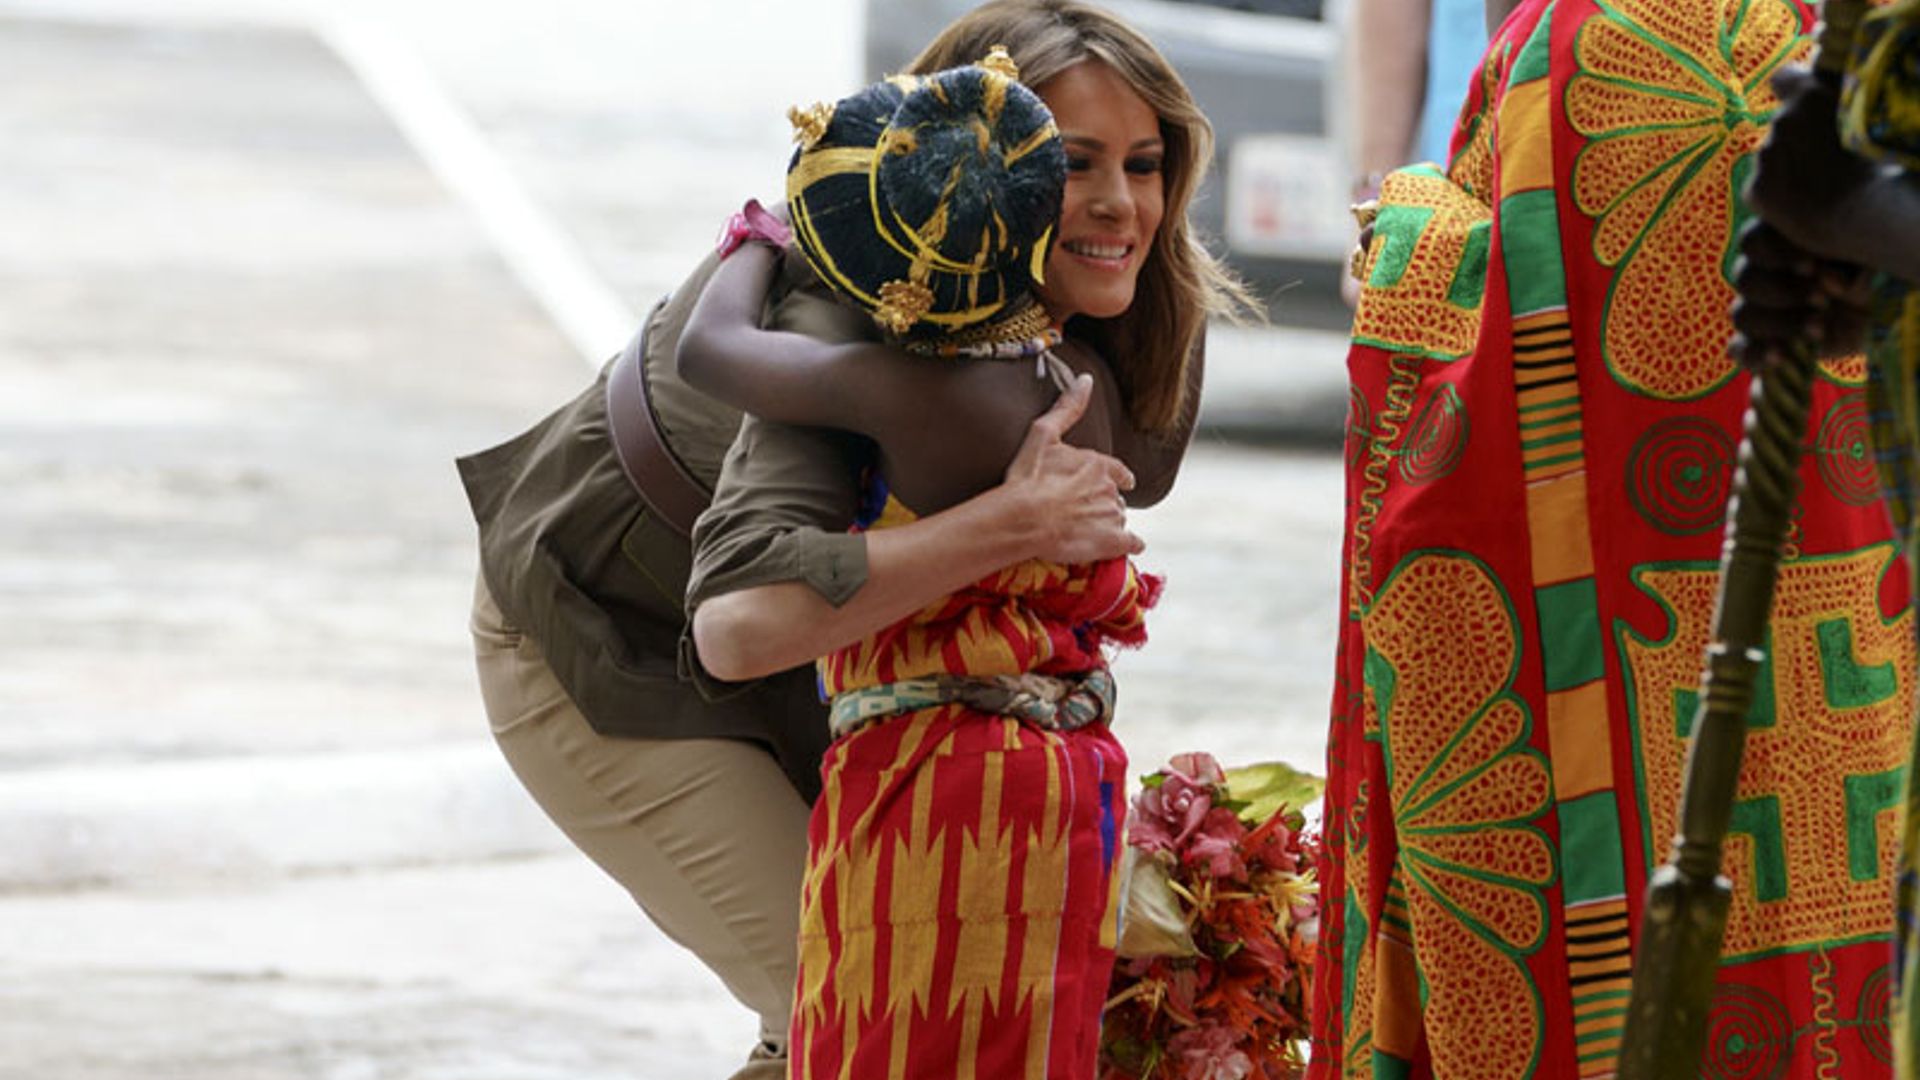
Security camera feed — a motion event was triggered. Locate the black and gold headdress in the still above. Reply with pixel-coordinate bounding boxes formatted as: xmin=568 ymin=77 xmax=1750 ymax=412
xmin=784 ymin=48 xmax=1065 ymax=341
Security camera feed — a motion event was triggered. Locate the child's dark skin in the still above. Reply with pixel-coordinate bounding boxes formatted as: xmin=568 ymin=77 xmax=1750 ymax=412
xmin=679 ymin=240 xmax=1188 ymax=517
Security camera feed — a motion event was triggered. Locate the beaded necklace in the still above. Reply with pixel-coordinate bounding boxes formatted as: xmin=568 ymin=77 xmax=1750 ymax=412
xmin=902 ymin=302 xmax=1063 ymax=378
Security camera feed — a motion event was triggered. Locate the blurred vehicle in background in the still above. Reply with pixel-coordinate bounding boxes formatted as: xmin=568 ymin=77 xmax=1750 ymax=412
xmin=864 ymin=0 xmax=1353 ymax=328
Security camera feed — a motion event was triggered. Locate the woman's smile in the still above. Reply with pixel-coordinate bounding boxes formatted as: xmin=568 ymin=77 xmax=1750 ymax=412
xmin=1058 ymin=236 xmax=1138 ymax=271
xmin=1035 ymin=59 xmax=1166 ymax=322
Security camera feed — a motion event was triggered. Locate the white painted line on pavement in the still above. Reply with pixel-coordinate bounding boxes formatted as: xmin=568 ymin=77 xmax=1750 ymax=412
xmin=0 ymin=745 xmax=563 ymax=890
xmin=321 ymin=18 xmax=633 ymax=368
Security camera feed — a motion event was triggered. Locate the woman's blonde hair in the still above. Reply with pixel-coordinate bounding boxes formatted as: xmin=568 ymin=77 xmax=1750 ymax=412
xmin=905 ymin=0 xmax=1259 ymax=434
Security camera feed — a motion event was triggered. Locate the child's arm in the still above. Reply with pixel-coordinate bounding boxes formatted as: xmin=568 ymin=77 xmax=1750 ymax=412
xmin=689 ymin=376 xmax=1142 ymax=681
xmin=677 ymin=242 xmax=895 ymax=438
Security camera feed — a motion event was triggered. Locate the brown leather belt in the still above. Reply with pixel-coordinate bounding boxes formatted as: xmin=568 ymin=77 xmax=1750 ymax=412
xmin=605 ymin=319 xmax=711 ymax=539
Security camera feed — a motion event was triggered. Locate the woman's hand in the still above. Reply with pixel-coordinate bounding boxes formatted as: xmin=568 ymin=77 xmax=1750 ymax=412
xmin=1342 ymin=211 xmax=1378 ymax=310
xmin=689 ymin=376 xmax=1145 ymax=682
xmin=1005 ymin=373 xmax=1145 ymax=564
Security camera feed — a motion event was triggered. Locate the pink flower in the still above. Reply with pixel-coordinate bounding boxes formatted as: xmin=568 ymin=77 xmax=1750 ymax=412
xmin=1245 ymin=816 xmax=1299 ymax=875
xmin=1132 ymin=772 xmax=1217 ymax=856
xmin=1167 ymin=1023 xmax=1253 ymax=1080
xmin=1184 ymin=807 xmax=1250 ymax=880
xmin=1165 ymin=964 xmax=1204 ymax=1024
xmin=1169 ymin=752 xmax=1227 ymax=786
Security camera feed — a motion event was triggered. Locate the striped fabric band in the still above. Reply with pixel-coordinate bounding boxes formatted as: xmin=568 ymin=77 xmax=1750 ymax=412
xmin=828 ymin=668 xmax=1115 ymax=740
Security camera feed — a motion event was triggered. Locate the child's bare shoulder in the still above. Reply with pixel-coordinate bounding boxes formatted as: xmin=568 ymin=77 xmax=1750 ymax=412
xmin=1049 ymin=338 xmax=1125 ymax=455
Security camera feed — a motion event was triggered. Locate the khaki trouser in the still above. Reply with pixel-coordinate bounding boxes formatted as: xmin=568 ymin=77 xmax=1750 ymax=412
xmin=471 ymin=576 xmax=806 ymax=1080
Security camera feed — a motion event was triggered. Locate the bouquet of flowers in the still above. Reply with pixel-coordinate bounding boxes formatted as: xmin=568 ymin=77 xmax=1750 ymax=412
xmin=1099 ymin=752 xmax=1322 ymax=1080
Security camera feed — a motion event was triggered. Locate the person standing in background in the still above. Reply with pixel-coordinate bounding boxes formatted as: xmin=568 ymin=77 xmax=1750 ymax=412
xmin=1726 ymin=6 xmax=1920 ymax=1070
xmin=1313 ymin=0 xmax=1912 ymax=1075
xmin=1340 ymin=0 xmax=1491 ymax=306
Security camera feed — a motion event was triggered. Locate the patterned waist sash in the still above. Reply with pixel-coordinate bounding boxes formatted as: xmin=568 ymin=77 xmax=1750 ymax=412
xmin=828 ymin=668 xmax=1116 ymax=740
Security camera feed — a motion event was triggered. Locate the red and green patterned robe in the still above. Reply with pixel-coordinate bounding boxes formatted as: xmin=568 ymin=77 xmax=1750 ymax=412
xmin=1311 ymin=1 xmax=1915 ymax=1076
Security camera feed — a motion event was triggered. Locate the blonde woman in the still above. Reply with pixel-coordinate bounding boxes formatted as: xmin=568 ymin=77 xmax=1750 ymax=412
xmin=461 ymin=3 xmax=1247 ymax=1078
xmin=678 ymin=4 xmax=1254 ymax=1076
xmin=690 ymin=0 xmax=1255 ymax=678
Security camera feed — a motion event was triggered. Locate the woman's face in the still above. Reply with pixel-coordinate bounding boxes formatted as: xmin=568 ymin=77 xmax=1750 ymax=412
xmin=1033 ymin=59 xmax=1166 ymax=322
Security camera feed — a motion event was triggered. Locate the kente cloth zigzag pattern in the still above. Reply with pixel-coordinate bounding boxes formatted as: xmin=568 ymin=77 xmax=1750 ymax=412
xmin=791 ymin=491 xmax=1156 ymax=1079
xmin=1311 ymin=1 xmax=1915 ymax=1077
xmin=818 ymin=493 xmax=1159 ymax=696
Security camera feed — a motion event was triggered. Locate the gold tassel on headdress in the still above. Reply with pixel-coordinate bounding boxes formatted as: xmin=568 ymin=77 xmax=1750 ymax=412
xmin=787 ymin=102 xmax=834 ymax=150
xmin=875 ymin=279 xmax=935 ymax=336
xmin=977 ymin=45 xmax=1020 ymax=81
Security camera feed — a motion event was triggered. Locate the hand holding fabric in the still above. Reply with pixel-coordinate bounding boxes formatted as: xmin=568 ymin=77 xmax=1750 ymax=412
xmin=1729 ymin=221 xmax=1874 ymax=372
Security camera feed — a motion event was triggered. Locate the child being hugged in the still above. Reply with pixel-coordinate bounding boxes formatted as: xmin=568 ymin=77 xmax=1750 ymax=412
xmin=678 ymin=50 xmax=1160 ymax=1080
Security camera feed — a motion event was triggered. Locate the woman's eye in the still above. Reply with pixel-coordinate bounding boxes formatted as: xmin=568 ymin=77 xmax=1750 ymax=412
xmin=1065 ymin=155 xmax=1093 ymax=173
xmin=1125 ymin=156 xmax=1163 ymax=176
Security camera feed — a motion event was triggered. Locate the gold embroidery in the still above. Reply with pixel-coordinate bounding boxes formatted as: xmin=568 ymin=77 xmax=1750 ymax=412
xmin=1351 ymin=169 xmax=1492 ymax=361
xmin=977 ymin=45 xmax=1020 ymax=82
xmin=1622 ymin=546 xmax=1914 ymax=957
xmin=1564 ymin=0 xmax=1807 ymax=399
xmin=1362 ymin=553 xmax=1554 ymax=1078
xmin=875 ymin=278 xmax=935 ymax=335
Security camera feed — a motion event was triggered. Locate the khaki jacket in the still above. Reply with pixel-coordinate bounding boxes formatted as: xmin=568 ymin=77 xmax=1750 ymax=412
xmin=457 ymin=250 xmax=874 ymax=802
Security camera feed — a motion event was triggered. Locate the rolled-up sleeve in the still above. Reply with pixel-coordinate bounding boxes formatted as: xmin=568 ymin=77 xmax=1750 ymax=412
xmin=677 ymin=245 xmax=881 ymax=693
xmin=679 ymin=413 xmax=872 ymax=694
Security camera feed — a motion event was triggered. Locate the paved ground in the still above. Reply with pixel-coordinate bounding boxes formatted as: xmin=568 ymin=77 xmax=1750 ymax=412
xmin=0 ymin=6 xmax=1348 ymax=1076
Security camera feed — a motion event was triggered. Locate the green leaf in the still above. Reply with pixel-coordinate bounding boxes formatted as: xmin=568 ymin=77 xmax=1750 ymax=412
xmin=1222 ymin=760 xmax=1325 ymax=827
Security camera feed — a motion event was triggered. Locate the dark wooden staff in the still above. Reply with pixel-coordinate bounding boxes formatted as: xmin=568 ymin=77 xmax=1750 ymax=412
xmin=1615 ymin=2 xmax=1868 ymax=1077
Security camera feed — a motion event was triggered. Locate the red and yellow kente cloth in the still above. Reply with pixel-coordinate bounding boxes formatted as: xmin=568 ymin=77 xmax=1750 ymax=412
xmin=1312 ymin=1 xmax=1916 ymax=1077
xmin=791 ymin=491 xmax=1158 ymax=1080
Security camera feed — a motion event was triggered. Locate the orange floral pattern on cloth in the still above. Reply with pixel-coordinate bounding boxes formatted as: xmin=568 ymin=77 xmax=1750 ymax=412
xmin=1565 ymin=0 xmax=1868 ymax=398
xmin=794 ymin=489 xmax=1156 ymax=1080
xmin=1360 ymin=553 xmax=1556 ymax=1078
xmin=1446 ymin=48 xmax=1504 ymax=203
